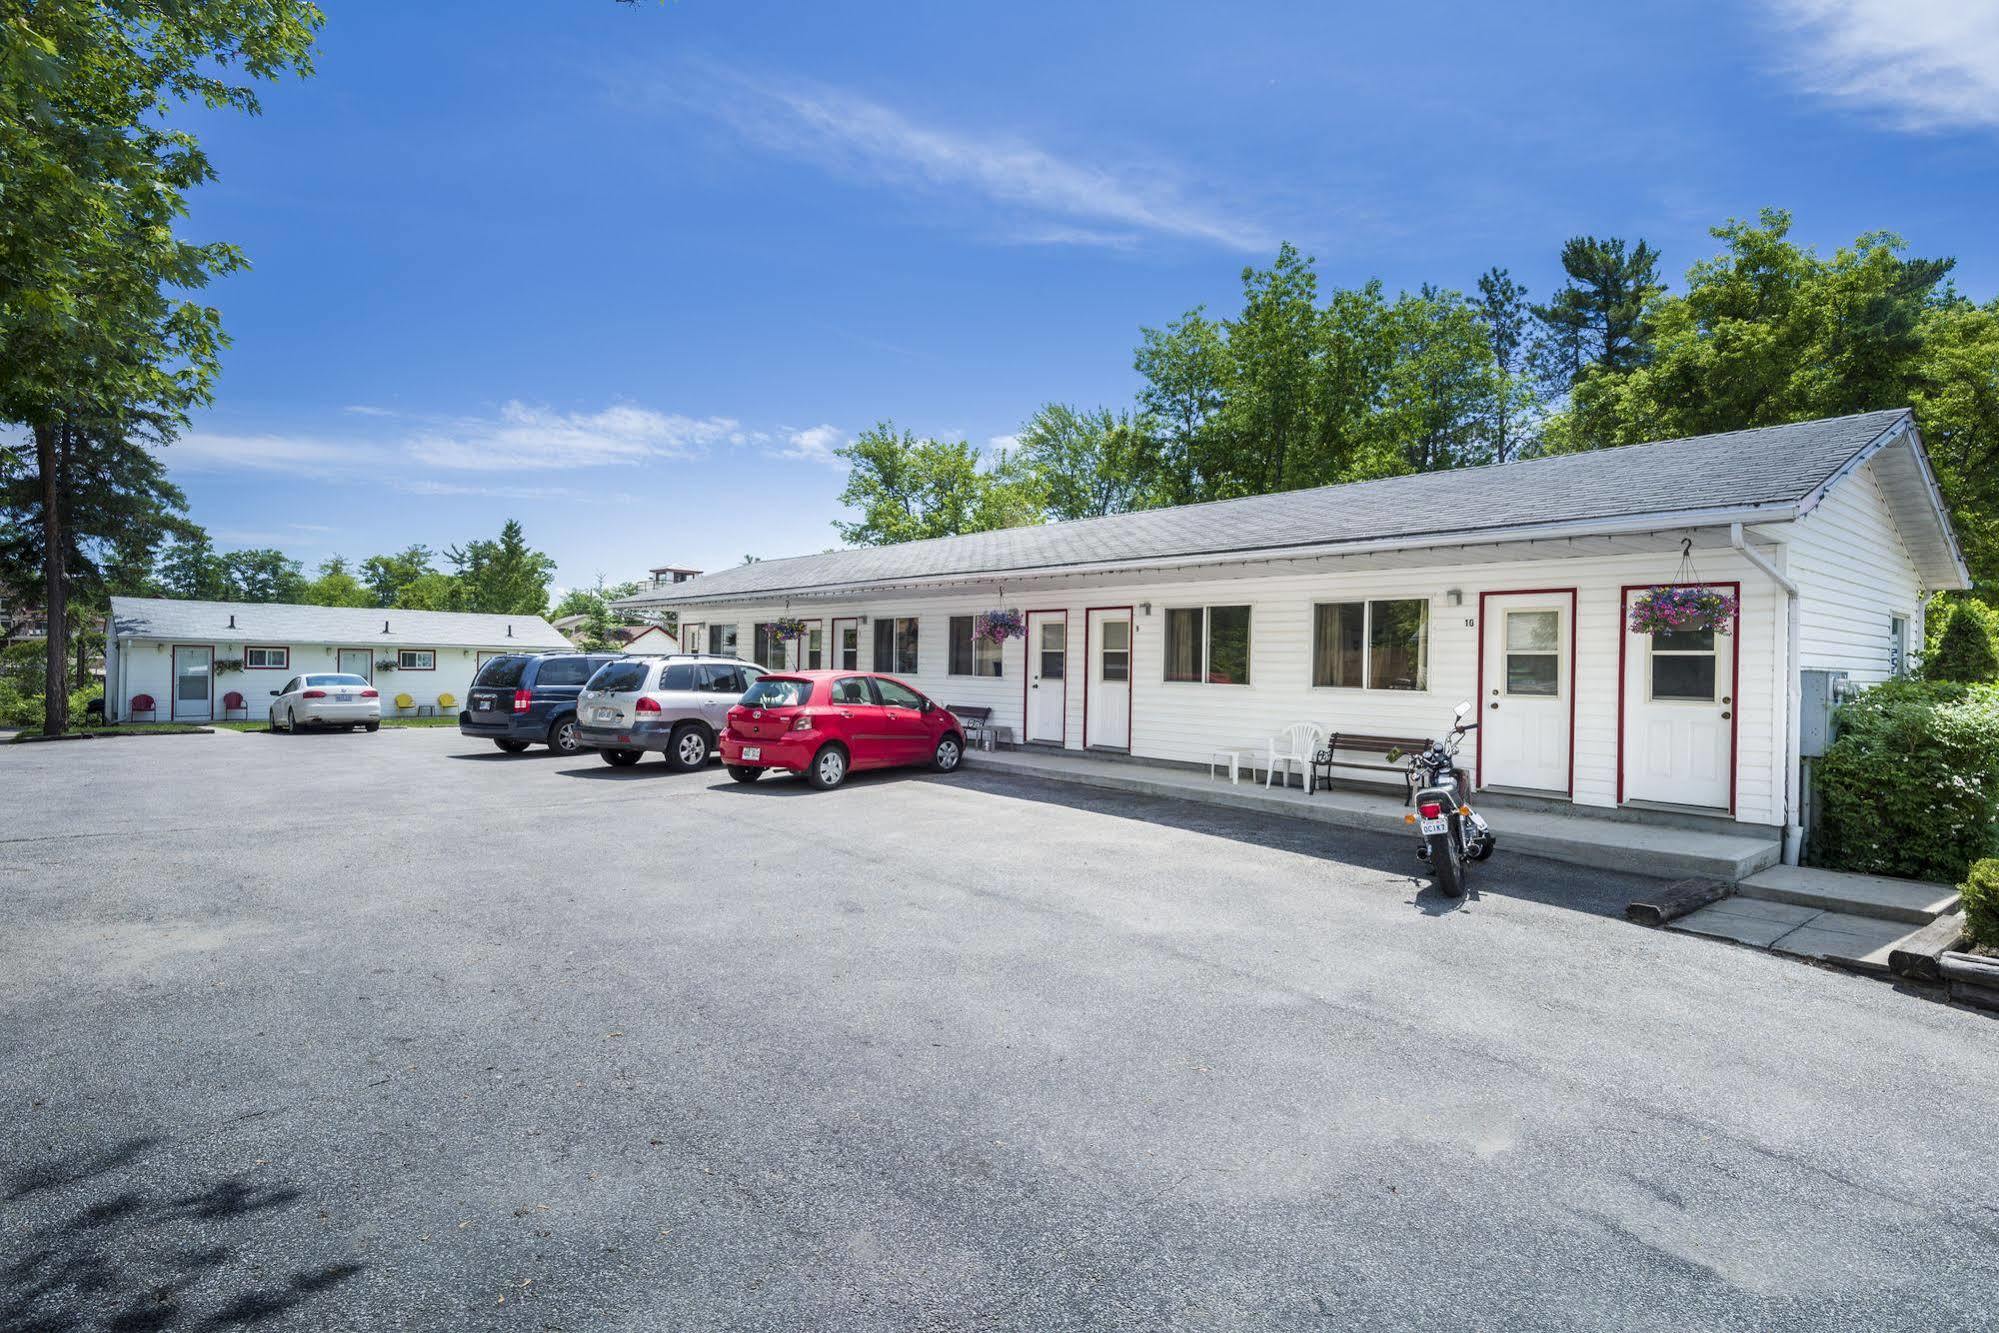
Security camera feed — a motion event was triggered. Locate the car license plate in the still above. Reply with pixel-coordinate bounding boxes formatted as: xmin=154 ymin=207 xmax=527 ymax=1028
xmin=337 ymin=693 xmax=353 ymax=702
xmin=1419 ymin=816 xmax=1448 ymax=836
xmin=593 ymin=707 xmax=617 ymax=722
xmin=741 ymin=747 xmax=761 ymax=761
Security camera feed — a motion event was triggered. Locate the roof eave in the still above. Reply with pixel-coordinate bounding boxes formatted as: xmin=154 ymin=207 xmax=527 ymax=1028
xmin=615 ymin=502 xmax=1804 ymax=610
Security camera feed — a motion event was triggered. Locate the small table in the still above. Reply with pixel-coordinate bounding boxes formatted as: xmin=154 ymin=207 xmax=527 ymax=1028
xmin=1210 ymin=748 xmax=1253 ymax=784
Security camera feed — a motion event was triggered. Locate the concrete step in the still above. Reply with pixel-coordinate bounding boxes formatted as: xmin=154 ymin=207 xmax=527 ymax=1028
xmin=1737 ymin=865 xmax=1960 ymax=925
xmin=967 ymin=749 xmax=1781 ymax=882
xmin=1668 ymin=899 xmax=1938 ymax=974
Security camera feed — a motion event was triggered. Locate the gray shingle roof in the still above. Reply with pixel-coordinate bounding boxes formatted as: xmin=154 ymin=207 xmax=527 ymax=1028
xmin=627 ymin=410 xmax=1920 ymax=604
xmin=108 ymin=597 xmax=570 ymax=649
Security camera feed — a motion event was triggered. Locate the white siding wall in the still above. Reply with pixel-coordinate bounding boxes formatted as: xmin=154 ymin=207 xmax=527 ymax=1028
xmin=683 ymin=544 xmax=1793 ymax=826
xmin=115 ymin=640 xmax=506 ymax=721
xmin=1785 ymin=458 xmax=1930 ymax=684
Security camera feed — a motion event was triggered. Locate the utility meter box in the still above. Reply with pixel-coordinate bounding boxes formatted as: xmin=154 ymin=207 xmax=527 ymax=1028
xmin=1799 ymin=669 xmax=1853 ymax=758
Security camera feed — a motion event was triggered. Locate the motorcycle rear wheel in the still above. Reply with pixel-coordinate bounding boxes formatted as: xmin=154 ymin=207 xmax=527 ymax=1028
xmin=1429 ymin=832 xmax=1467 ymax=897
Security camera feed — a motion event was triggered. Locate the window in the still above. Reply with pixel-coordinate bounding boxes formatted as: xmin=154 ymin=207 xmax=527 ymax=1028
xmin=1311 ymin=599 xmax=1428 ymax=691
xmin=1100 ymin=619 xmax=1130 ymax=682
xmin=680 ymin=624 xmax=702 ymax=656
xmin=661 ymin=663 xmax=695 ymax=691
xmin=837 ymin=623 xmax=859 ymax=670
xmin=397 ymin=649 xmax=436 ymax=671
xmin=874 ymin=677 xmax=926 ymax=710
xmin=741 ymin=676 xmax=811 ymax=708
xmin=873 ymin=617 xmax=918 ymax=674
xmin=830 ymin=675 xmax=875 ymax=705
xmin=708 ymin=624 xmax=737 ymax=657
xmin=534 ymin=656 xmax=591 ymax=686
xmin=1503 ymin=610 xmax=1560 ymax=697
xmin=1649 ymin=630 xmax=1717 ymax=701
xmin=697 ymin=664 xmax=746 ymax=694
xmin=474 ymin=656 xmax=528 ymax=688
xmin=308 ymin=674 xmax=371 ymax=688
xmin=948 ymin=616 xmax=1004 ymax=677
xmin=280 ymin=677 xmax=300 ymax=696
xmin=1164 ymin=605 xmax=1251 ymax=685
xmin=243 ymin=645 xmax=289 ymax=670
xmin=589 ymin=661 xmax=650 ymax=692
xmin=1890 ymin=615 xmax=1910 ymax=677
xmin=806 ymin=625 xmax=824 ymax=670
xmin=753 ymin=623 xmax=777 ymax=668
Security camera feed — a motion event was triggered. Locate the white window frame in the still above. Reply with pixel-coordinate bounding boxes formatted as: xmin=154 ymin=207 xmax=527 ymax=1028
xmin=1310 ymin=598 xmax=1431 ymax=692
xmin=243 ymin=645 xmax=290 ymax=670
xmin=947 ymin=615 xmax=1004 ymax=678
xmin=1889 ymin=612 xmax=1911 ymax=677
xmin=1163 ymin=604 xmax=1252 ymax=687
xmin=397 ymin=648 xmax=437 ymax=671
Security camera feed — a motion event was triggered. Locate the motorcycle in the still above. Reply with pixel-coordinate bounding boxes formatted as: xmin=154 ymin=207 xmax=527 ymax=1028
xmin=1395 ymin=702 xmax=1494 ymax=899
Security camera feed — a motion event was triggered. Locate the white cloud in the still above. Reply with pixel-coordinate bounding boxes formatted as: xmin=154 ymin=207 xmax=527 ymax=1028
xmin=395 ymin=478 xmax=584 ymax=501
xmin=775 ymin=424 xmax=847 ymax=465
xmin=342 ymin=404 xmax=397 ymax=417
xmin=986 ymin=433 xmax=1021 ymax=456
xmin=168 ymin=432 xmax=394 ymax=477
xmin=406 ymin=400 xmax=742 ymax=471
xmin=681 ymin=69 xmax=1272 ymax=252
xmin=1763 ymin=0 xmax=1999 ymax=130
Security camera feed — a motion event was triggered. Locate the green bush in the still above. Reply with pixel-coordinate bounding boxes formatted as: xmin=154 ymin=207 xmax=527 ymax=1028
xmin=1813 ymin=679 xmax=1999 ymax=883
xmin=1964 ymin=859 xmax=1999 ymax=949
xmin=1923 ymin=603 xmax=1999 ymax=684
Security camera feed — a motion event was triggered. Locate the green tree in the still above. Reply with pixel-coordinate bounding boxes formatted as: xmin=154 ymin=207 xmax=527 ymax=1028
xmin=833 ymin=424 xmax=1044 ymax=546
xmin=1215 ymin=242 xmax=1324 ymax=496
xmin=1924 ymin=603 xmax=1999 ymax=683
xmin=549 ymin=578 xmax=644 ymax=650
xmin=1530 ymin=235 xmax=1663 ymax=401
xmin=0 ymin=1 xmax=322 ymax=733
xmin=1133 ymin=308 xmax=1226 ymax=504
xmin=1474 ymin=267 xmax=1539 ymax=463
xmin=221 ymin=548 xmax=306 ymax=602
xmin=1013 ymin=404 xmax=1163 ymax=520
xmin=156 ymin=533 xmax=231 ymax=601
xmin=360 ymin=544 xmax=438 ymax=607
xmin=445 ymin=520 xmax=558 ymax=615
xmin=301 ymin=555 xmax=373 ymax=608
xmin=1377 ymin=285 xmax=1503 ymax=473
xmin=393 ymin=570 xmax=462 ymax=611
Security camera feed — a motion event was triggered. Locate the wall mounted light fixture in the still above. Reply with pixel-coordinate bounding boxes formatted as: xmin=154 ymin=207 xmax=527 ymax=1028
xmin=1139 ymin=602 xmax=1152 ymax=616
xmin=1446 ymin=589 xmax=1463 ymax=607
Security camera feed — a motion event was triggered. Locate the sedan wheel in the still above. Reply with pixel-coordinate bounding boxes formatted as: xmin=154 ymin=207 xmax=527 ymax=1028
xmin=287 ymin=708 xmax=300 ymax=734
xmin=806 ymin=745 xmax=848 ymax=790
xmin=932 ymin=735 xmax=962 ymax=772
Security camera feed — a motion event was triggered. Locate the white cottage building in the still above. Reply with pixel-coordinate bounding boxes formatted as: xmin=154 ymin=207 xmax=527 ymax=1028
xmin=104 ymin=599 xmax=570 ymax=723
xmin=618 ymin=410 xmax=1969 ymax=862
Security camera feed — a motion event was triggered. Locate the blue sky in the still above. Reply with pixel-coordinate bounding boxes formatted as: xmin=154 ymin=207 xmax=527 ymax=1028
xmin=168 ymin=0 xmax=1999 ymax=592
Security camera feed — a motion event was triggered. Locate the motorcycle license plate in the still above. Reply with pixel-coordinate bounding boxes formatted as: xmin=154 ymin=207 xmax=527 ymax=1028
xmin=1419 ymin=817 xmax=1449 ymax=836
xmin=742 ymin=747 xmax=761 ymax=761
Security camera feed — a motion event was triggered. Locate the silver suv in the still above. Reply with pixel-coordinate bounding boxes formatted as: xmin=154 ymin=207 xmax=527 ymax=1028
xmin=574 ymin=654 xmax=766 ymax=769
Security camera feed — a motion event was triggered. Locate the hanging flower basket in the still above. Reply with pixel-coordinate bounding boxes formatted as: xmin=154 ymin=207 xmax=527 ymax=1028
xmin=1628 ymin=585 xmax=1739 ymax=635
xmin=975 ymin=608 xmax=1024 ymax=643
xmin=768 ymin=617 xmax=810 ymax=641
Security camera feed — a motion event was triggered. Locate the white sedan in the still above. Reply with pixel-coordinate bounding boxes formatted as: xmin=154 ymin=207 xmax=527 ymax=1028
xmin=268 ymin=673 xmax=382 ymax=733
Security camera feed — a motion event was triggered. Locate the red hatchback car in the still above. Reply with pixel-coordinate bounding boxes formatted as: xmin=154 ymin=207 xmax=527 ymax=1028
xmin=720 ymin=671 xmax=967 ymax=789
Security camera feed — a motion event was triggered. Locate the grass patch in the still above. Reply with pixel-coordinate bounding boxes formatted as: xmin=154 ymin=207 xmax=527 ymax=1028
xmin=11 ymin=723 xmax=212 ymax=743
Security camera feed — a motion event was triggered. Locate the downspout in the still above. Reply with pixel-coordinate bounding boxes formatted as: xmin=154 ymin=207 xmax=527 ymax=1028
xmin=1731 ymin=522 xmax=1803 ymax=864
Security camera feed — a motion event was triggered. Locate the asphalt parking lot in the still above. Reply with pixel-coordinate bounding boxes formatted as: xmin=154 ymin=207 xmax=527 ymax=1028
xmin=2 ymin=727 xmax=1996 ymax=1331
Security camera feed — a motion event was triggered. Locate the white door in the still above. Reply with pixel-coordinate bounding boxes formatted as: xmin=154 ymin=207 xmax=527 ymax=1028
xmin=171 ymin=646 xmax=213 ymax=721
xmin=1086 ymin=610 xmax=1131 ymax=750
xmin=338 ymin=648 xmax=373 ymax=682
xmin=1027 ymin=614 xmax=1066 ymax=744
xmin=1481 ymin=596 xmax=1571 ymax=794
xmin=1622 ymin=593 xmax=1736 ymax=809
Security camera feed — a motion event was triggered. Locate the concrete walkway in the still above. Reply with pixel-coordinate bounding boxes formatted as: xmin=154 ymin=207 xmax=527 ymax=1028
xmin=966 ymin=746 xmax=1782 ymax=881
xmin=1670 ymin=864 xmax=1963 ymax=973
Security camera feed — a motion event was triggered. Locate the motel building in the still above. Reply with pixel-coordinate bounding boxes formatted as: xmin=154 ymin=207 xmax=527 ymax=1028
xmin=104 ymin=600 xmax=571 ymax=724
xmin=617 ymin=410 xmax=1969 ymax=864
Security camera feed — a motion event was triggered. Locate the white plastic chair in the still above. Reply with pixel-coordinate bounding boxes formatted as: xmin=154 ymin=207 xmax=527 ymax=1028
xmin=1265 ymin=722 xmax=1325 ymax=794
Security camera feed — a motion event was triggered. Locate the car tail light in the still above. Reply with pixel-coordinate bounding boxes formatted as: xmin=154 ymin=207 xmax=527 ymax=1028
xmin=302 ymin=689 xmax=327 ymax=699
xmin=790 ymin=712 xmax=813 ymax=731
xmin=635 ymin=696 xmax=662 ymax=714
xmin=512 ymin=689 xmax=532 ymax=713
xmin=1418 ymin=801 xmax=1444 ymax=819
xmin=360 ymin=689 xmax=378 ymax=699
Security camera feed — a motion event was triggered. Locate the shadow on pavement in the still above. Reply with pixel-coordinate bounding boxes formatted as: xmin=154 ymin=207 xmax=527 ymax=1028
xmin=933 ymin=768 xmax=1640 ymax=921
xmin=2 ymin=1136 xmax=361 ymax=1332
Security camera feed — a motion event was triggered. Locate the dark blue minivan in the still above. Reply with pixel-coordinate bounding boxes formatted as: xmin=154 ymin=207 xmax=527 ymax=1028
xmin=459 ymin=652 xmax=624 ymax=755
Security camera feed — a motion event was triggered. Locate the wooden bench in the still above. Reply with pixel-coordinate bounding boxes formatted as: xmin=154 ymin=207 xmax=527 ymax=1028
xmin=946 ymin=704 xmax=1010 ymax=751
xmin=1313 ymin=732 xmax=1433 ymax=793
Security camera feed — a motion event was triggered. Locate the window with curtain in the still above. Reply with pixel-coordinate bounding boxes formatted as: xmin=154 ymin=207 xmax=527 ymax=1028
xmin=948 ymin=616 xmax=1003 ymax=677
xmin=1163 ymin=606 xmax=1251 ymax=685
xmin=1311 ymin=599 xmax=1428 ymax=690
